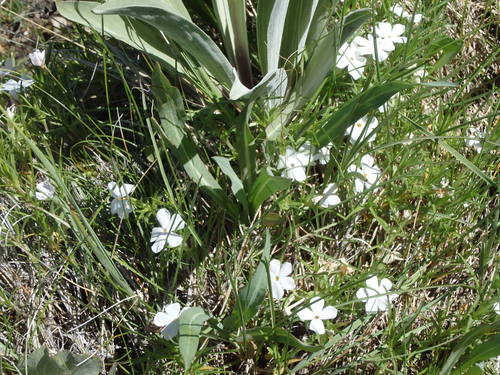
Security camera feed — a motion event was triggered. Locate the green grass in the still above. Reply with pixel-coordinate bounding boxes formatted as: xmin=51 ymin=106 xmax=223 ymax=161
xmin=1 ymin=0 xmax=499 ymax=374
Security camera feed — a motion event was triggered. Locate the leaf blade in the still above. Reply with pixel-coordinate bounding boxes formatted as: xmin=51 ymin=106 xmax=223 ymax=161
xmin=179 ymin=307 xmax=209 ymax=370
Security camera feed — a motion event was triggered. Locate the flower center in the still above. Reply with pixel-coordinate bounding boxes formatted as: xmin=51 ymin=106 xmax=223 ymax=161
xmin=355 ymin=122 xmax=363 ymax=128
xmin=275 ymin=276 xmax=280 ymax=281
xmin=314 ymin=315 xmax=320 ymax=320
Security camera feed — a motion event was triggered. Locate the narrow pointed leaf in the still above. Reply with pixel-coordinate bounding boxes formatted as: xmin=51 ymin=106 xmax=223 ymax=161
xmin=152 ymin=65 xmax=239 ymax=218
xmin=94 ymin=0 xmax=235 ymax=87
xmin=257 ymin=0 xmax=290 ymax=74
xmin=313 ymin=81 xmax=412 ymax=147
xmin=248 ymin=171 xmax=292 ymax=212
xmin=212 ymin=156 xmax=248 ymax=213
xmin=179 ymin=307 xmax=209 ymax=370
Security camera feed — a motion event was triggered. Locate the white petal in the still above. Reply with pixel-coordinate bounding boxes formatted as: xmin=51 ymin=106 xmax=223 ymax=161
xmin=361 ymin=154 xmax=375 ymax=167
xmin=120 ymin=183 xmax=135 ymax=196
xmin=271 ymin=280 xmax=284 ymax=300
xmin=309 ymin=318 xmax=325 ymax=334
xmin=166 ymin=233 xmax=183 ymax=248
xmin=297 ymin=307 xmax=314 ymax=321
xmin=151 ymin=238 xmax=167 ymax=253
xmin=323 ymin=195 xmax=341 ymax=207
xmin=379 ymin=38 xmax=395 ymax=52
xmin=107 ymin=182 xmax=118 ymax=197
xmin=286 ymin=166 xmax=307 ymax=182
xmin=163 ymin=303 xmax=181 ymax=318
xmin=170 ymin=214 xmax=185 ymax=231
xmin=392 ymin=24 xmax=406 ymax=36
xmin=319 ymin=306 xmax=338 ymax=320
xmin=310 ymin=297 xmax=325 ymax=314
xmin=110 ymin=198 xmax=132 ymax=218
xmin=376 ymin=22 xmax=392 ymax=38
xmin=153 ymin=312 xmax=174 ymax=327
xmin=356 ymin=288 xmax=369 ymax=302
xmin=280 ymin=276 xmax=296 ymax=291
xmin=279 ymin=262 xmax=293 ymax=277
xmin=269 ymin=259 xmax=282 ymax=277
xmin=156 ymin=208 xmax=172 ymax=228
xmin=354 ymin=178 xmax=365 ymax=193
xmin=161 ymin=319 xmax=180 ymax=340
xmin=366 ymin=276 xmax=380 ymax=290
xmin=379 ymin=278 xmax=393 ymax=292
xmin=365 ymin=298 xmax=379 ymax=313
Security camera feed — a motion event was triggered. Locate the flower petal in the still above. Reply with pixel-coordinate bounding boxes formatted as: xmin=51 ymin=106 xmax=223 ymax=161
xmin=170 ymin=213 xmax=185 ymax=231
xmin=153 ymin=312 xmax=174 ymax=327
xmin=365 ymin=298 xmax=380 ymax=313
xmin=379 ymin=278 xmax=393 ymax=292
xmin=156 ymin=208 xmax=172 ymax=228
xmin=269 ymin=259 xmax=282 ymax=277
xmin=166 ymin=233 xmax=183 ymax=248
xmin=279 ymin=262 xmax=293 ymax=277
xmin=271 ymin=280 xmax=284 ymax=300
xmin=309 ymin=318 xmax=325 ymax=334
xmin=161 ymin=319 xmax=180 ymax=340
xmin=319 ymin=306 xmax=338 ymax=320
xmin=297 ymin=307 xmax=314 ymax=321
xmin=110 ymin=198 xmax=132 ymax=218
xmin=164 ymin=303 xmax=181 ymax=318
xmin=392 ymin=24 xmax=406 ymax=36
xmin=310 ymin=297 xmax=325 ymax=314
xmin=366 ymin=275 xmax=380 ymax=290
xmin=151 ymin=238 xmax=167 ymax=253
xmin=280 ymin=276 xmax=296 ymax=291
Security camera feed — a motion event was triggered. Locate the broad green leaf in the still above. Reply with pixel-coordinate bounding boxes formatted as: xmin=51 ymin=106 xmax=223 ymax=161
xmin=94 ymin=0 xmax=235 ymax=88
xmin=257 ymin=0 xmax=290 ymax=74
xmin=248 ymin=171 xmax=292 ymax=213
xmin=19 ymin=347 xmax=101 ymax=375
xmin=440 ymin=320 xmax=500 ymax=375
xmin=152 ymin=65 xmax=239 ymax=218
xmin=266 ymin=8 xmax=371 ymax=139
xmin=313 ymin=81 xmax=412 ymax=147
xmin=212 ymin=156 xmax=249 ymax=215
xmin=223 ymin=232 xmax=271 ymax=331
xmin=229 ymin=68 xmax=288 ymax=109
xmin=56 ymin=1 xmax=183 ymax=73
xmin=213 ymin=0 xmax=252 ymax=87
xmin=178 ymin=307 xmax=209 ymax=370
xmin=456 ymin=335 xmax=500 ymax=373
xmin=235 ymin=327 xmax=321 ymax=352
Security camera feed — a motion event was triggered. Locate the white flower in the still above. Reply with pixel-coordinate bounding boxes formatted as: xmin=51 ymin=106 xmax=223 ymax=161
xmin=314 ymin=144 xmax=332 ymax=165
xmin=345 ymin=116 xmax=378 ymax=143
xmin=465 ymin=127 xmax=484 ymax=153
xmin=108 ymin=182 xmax=135 ymax=218
xmin=28 ymin=49 xmax=46 ymax=67
xmin=313 ymin=183 xmax=341 ymax=208
xmin=355 ymin=23 xmax=407 ymax=62
xmin=150 ymin=208 xmax=185 ymax=253
xmin=153 ymin=303 xmax=188 ymax=339
xmin=297 ymin=297 xmax=338 ymax=334
xmin=1 ymin=78 xmax=34 ymax=99
xmin=494 ymin=302 xmax=500 ymax=315
xmin=269 ymin=259 xmax=296 ymax=300
xmin=356 ymin=276 xmax=398 ymax=313
xmin=35 ymin=180 xmax=55 ymax=200
xmin=347 ymin=154 xmax=381 ymax=193
xmin=391 ymin=5 xmax=423 ymax=23
xmin=277 ymin=146 xmax=313 ymax=182
xmin=336 ymin=42 xmax=367 ymax=80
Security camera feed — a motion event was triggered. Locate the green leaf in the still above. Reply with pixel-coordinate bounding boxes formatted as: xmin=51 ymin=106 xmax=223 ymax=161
xmin=235 ymin=103 xmax=256 ymax=193
xmin=257 ymin=0 xmax=290 ymax=74
xmin=223 ymin=232 xmax=271 ymax=332
xmin=313 ymin=81 xmax=412 ymax=147
xmin=429 ymin=39 xmax=463 ymax=74
xmin=152 ymin=65 xmax=239 ymax=218
xmin=55 ymin=1 xmax=183 ymax=73
xmin=178 ymin=307 xmax=209 ymax=370
xmin=419 ymin=81 xmax=458 ymax=87
xmin=248 ymin=171 xmax=292 ymax=213
xmin=19 ymin=347 xmax=101 ymax=375
xmin=94 ymin=0 xmax=235 ymax=88
xmin=213 ymin=0 xmax=252 ymax=87
xmin=212 ymin=156 xmax=249 ymax=214
xmin=235 ymin=327 xmax=321 ymax=352
xmin=440 ymin=320 xmax=500 ymax=375
xmin=457 ymin=335 xmax=500 ymax=372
